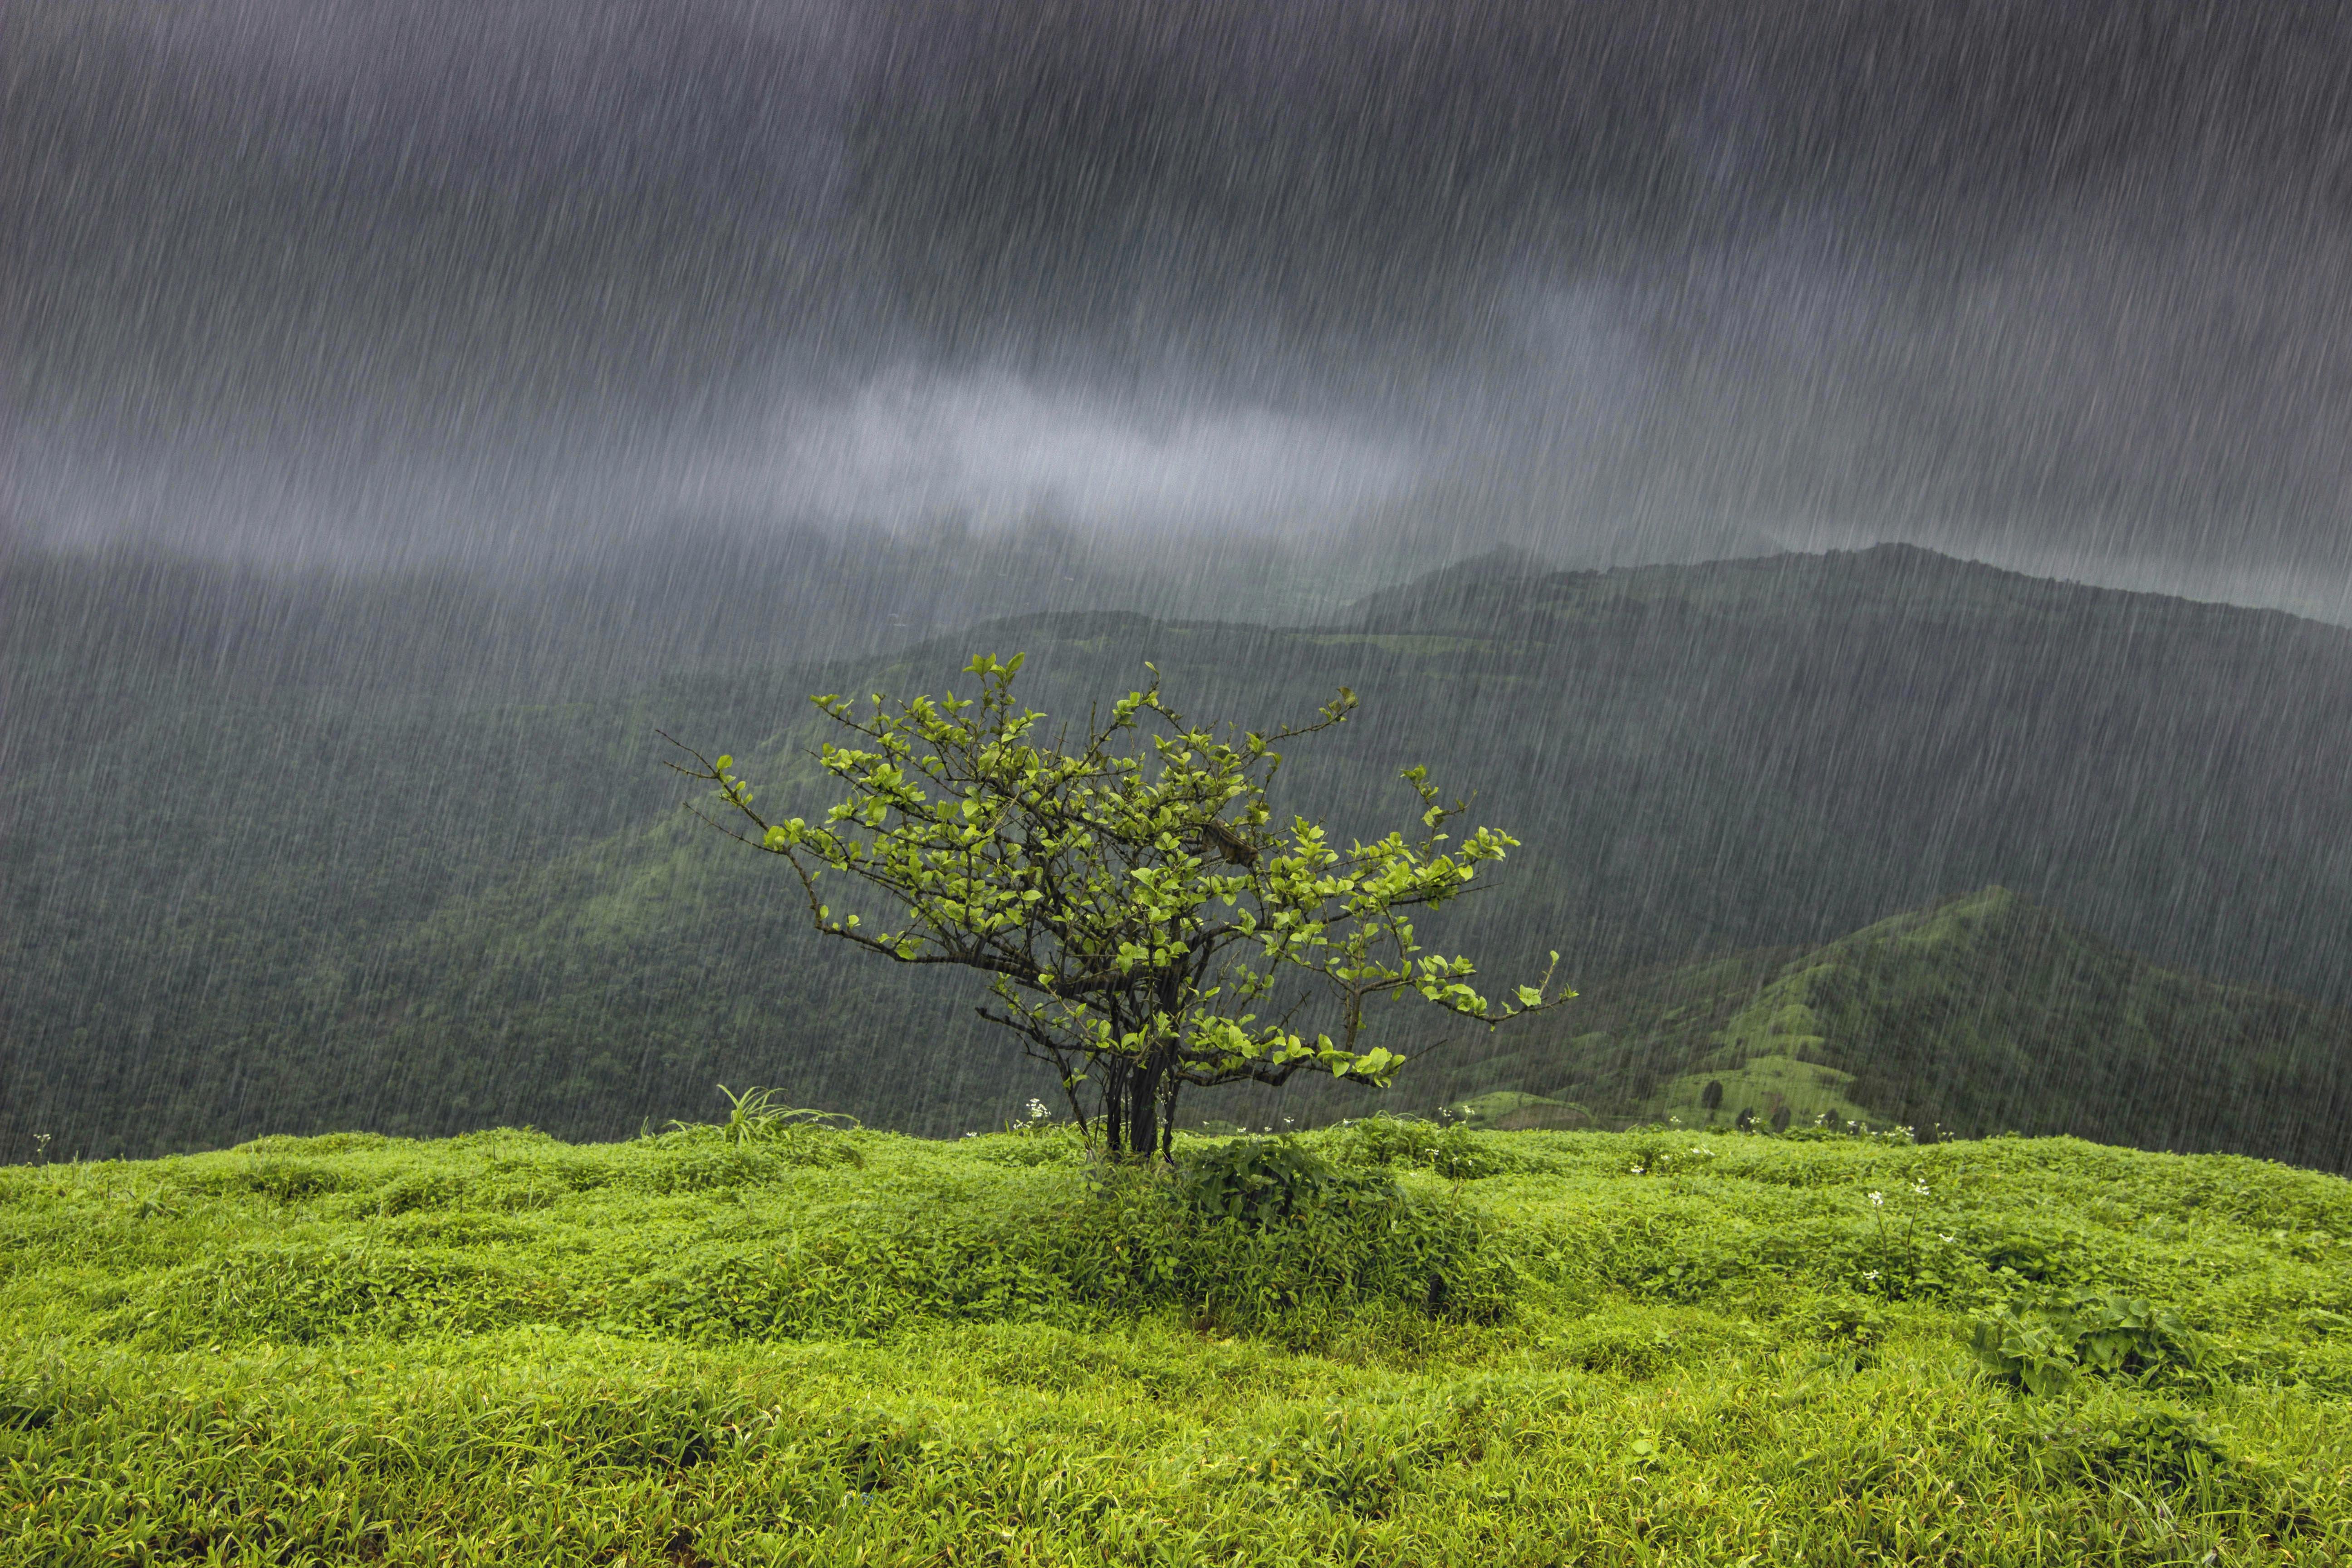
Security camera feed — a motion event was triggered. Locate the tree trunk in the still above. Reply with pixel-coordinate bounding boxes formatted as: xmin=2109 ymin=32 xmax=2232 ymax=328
xmin=1124 ymin=1056 xmax=1163 ymax=1161
xmin=1102 ymin=1058 xmax=1134 ymax=1158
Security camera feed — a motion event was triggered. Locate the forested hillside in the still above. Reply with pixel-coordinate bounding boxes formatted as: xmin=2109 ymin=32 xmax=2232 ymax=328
xmin=8 ymin=543 xmax=2352 ymax=1165
xmin=1439 ymin=888 xmax=2352 ymax=1170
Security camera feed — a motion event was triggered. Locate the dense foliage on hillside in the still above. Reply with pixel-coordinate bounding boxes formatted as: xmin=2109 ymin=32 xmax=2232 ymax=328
xmin=8 ymin=543 xmax=2352 ymax=1163
xmin=1450 ymin=889 xmax=2352 ymax=1171
xmin=2 ymin=1123 xmax=2346 ymax=1563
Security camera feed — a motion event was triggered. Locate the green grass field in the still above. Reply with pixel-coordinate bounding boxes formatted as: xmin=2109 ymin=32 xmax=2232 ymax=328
xmin=3 ymin=1116 xmax=2347 ymax=1565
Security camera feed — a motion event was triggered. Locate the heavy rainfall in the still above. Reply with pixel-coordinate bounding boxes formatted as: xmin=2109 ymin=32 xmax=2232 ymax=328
xmin=9 ymin=4 xmax=2352 ymax=1562
xmin=10 ymin=0 xmax=2352 ymax=1163
xmin=5 ymin=0 xmax=2352 ymax=1166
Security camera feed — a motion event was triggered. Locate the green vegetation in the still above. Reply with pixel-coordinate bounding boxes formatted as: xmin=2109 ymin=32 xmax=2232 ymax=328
xmin=4 ymin=1120 xmax=2348 ymax=1563
xmin=1447 ymin=1090 xmax=1594 ymax=1130
xmin=1645 ymin=1054 xmax=1878 ymax=1132
xmin=675 ymin=654 xmax=1565 ymax=1155
xmin=1450 ymin=888 xmax=2352 ymax=1168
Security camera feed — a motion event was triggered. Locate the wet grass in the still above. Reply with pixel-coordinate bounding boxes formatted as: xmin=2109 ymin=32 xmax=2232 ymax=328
xmin=1642 ymin=1051 xmax=1879 ymax=1129
xmin=2 ymin=1121 xmax=2347 ymax=1565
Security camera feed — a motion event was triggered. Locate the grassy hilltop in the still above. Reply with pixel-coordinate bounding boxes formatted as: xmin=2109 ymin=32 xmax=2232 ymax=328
xmin=3 ymin=1119 xmax=2348 ymax=1565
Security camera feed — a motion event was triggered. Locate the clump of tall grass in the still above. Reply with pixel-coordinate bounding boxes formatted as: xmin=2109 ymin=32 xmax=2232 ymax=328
xmin=1125 ymin=1133 xmax=1515 ymax=1340
xmin=652 ymin=1085 xmax=866 ymax=1158
xmin=1326 ymin=1112 xmax=1521 ymax=1180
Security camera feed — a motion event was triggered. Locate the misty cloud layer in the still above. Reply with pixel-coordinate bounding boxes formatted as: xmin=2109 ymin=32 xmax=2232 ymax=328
xmin=7 ymin=0 xmax=2350 ymax=607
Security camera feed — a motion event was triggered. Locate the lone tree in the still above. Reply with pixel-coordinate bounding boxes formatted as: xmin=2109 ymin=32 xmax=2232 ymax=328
xmin=667 ymin=653 xmax=1569 ymax=1159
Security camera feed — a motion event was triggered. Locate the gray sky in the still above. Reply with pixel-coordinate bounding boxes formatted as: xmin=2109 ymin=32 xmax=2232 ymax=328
xmin=7 ymin=0 xmax=2350 ymax=612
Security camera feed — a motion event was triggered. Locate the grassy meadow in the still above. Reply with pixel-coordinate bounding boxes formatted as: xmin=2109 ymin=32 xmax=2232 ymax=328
xmin=2 ymin=1115 xmax=2348 ymax=1565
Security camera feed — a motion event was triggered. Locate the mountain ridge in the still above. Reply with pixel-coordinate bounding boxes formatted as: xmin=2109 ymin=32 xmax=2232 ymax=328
xmin=1347 ymin=542 xmax=2352 ymax=646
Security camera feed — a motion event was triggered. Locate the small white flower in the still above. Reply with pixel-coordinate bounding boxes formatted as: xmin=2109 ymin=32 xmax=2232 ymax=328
xmin=1912 ymin=1181 xmax=1930 ymax=1196
xmin=1868 ymin=1191 xmax=1885 ymax=1208
xmin=1630 ymin=1164 xmax=1646 ymax=1175
xmin=1864 ymin=1270 xmax=1881 ymax=1282
xmin=1940 ymin=1234 xmax=1957 ymax=1244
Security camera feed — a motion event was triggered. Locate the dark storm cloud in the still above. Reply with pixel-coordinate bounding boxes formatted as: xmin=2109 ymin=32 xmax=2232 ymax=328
xmin=840 ymin=0 xmax=2351 ymax=341
xmin=6 ymin=0 xmax=2350 ymax=590
xmin=6 ymin=0 xmax=861 ymax=432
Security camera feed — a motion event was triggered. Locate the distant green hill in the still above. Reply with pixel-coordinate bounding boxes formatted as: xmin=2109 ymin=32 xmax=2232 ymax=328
xmin=1440 ymin=888 xmax=2352 ymax=1169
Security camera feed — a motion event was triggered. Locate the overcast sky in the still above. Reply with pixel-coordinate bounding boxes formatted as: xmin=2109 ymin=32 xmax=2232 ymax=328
xmin=7 ymin=0 xmax=2351 ymax=612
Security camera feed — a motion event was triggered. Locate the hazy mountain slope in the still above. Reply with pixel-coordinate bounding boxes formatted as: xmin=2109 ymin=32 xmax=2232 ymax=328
xmin=1347 ymin=543 xmax=2352 ymax=1000
xmin=1449 ymin=888 xmax=2352 ymax=1170
xmin=10 ymin=544 xmax=2352 ymax=1162
xmin=0 ymin=523 xmax=1455 ymax=720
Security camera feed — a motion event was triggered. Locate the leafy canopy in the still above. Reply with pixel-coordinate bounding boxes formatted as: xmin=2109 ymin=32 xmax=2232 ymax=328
xmin=671 ymin=654 xmax=1567 ymax=1152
